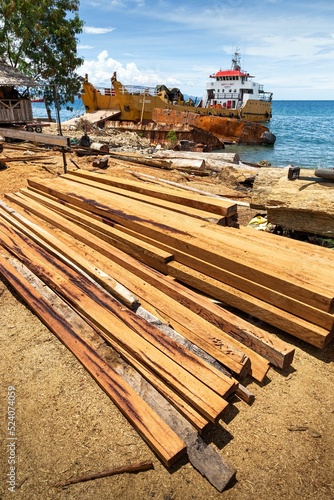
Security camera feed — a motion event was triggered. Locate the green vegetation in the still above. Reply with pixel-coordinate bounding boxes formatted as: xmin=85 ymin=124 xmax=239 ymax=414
xmin=0 ymin=0 xmax=84 ymax=120
xmin=166 ymin=129 xmax=178 ymax=146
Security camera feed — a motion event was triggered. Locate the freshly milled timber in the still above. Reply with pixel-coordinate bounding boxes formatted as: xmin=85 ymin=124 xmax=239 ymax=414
xmin=26 ymin=176 xmax=334 ymax=314
xmin=61 ymin=172 xmax=229 ymax=224
xmin=167 ymin=261 xmax=332 ymax=349
xmin=68 ymin=169 xmax=238 ymax=216
xmin=5 ymin=192 xmax=251 ymax=378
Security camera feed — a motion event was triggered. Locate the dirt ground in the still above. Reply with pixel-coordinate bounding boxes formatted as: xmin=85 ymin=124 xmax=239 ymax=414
xmin=0 ymin=132 xmax=333 ymax=500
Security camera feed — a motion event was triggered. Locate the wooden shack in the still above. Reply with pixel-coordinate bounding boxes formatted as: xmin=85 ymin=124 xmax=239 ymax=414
xmin=0 ymin=63 xmax=36 ymax=126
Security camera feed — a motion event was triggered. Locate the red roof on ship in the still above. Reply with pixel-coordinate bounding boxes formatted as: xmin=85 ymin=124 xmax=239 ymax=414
xmin=210 ymin=70 xmax=254 ymax=78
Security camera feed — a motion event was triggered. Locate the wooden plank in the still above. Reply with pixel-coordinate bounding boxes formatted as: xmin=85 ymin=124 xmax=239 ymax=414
xmin=129 ymin=170 xmax=250 ymax=207
xmin=0 ymin=219 xmax=230 ymax=422
xmin=10 ymin=242 xmax=208 ymax=432
xmin=167 ymin=261 xmax=332 ymax=349
xmin=136 ymin=307 xmax=254 ymax=404
xmin=26 ymin=176 xmax=334 ymax=313
xmin=0 ymin=127 xmax=69 ymax=147
xmin=86 ymin=216 xmax=334 ymax=330
xmin=61 ymin=172 xmax=230 ymax=224
xmin=1 ymin=195 xmax=237 ymax=400
xmin=69 ymin=169 xmax=238 ymax=216
xmin=0 ymin=250 xmax=186 ymax=466
xmin=4 ymin=192 xmax=251 ymax=378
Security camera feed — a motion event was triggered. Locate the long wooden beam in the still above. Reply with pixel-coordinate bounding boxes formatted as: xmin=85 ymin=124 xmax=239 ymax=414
xmin=15 ymin=184 xmax=333 ymax=344
xmin=0 ymin=127 xmax=70 ymax=147
xmin=67 ymin=169 xmax=238 ymax=216
xmin=4 ymin=251 xmax=238 ymax=490
xmin=0 ymin=197 xmax=238 ymax=399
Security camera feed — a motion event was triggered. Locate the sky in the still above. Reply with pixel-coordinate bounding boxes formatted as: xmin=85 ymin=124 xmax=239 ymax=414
xmin=76 ymin=0 xmax=334 ymax=100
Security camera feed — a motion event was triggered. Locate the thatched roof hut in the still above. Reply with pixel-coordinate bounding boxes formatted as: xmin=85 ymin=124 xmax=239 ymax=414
xmin=0 ymin=62 xmax=37 ymax=87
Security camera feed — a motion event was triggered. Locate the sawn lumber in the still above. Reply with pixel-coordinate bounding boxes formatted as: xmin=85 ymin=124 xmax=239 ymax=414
xmin=12 ymin=249 xmax=234 ymax=489
xmin=61 ymin=172 xmax=231 ymax=224
xmin=0 ymin=219 xmax=232 ymax=423
xmin=0 ymin=250 xmax=186 ymax=466
xmin=5 ymin=192 xmax=251 ymax=378
xmin=26 ymin=176 xmax=334 ymax=314
xmin=68 ymin=169 xmax=238 ymax=216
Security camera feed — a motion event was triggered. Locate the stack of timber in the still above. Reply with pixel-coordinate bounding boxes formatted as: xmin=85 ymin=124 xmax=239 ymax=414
xmin=0 ymin=169 xmax=333 ymax=490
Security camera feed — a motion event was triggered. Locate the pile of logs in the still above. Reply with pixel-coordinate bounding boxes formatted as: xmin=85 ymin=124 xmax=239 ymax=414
xmin=0 ymin=169 xmax=333 ymax=490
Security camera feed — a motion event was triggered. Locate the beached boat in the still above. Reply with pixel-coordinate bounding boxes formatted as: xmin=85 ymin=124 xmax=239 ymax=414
xmin=80 ymin=50 xmax=272 ymax=123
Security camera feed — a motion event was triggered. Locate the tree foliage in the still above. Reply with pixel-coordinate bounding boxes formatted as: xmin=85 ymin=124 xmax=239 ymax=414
xmin=0 ymin=0 xmax=84 ymax=119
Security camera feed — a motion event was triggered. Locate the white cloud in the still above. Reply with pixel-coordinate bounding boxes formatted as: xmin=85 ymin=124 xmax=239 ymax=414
xmin=83 ymin=26 xmax=115 ymax=34
xmin=78 ymin=50 xmax=181 ymax=89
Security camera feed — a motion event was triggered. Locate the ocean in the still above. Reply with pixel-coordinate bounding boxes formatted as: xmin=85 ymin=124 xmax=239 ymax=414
xmin=32 ymin=99 xmax=334 ymax=170
xmin=225 ymin=100 xmax=334 ymax=170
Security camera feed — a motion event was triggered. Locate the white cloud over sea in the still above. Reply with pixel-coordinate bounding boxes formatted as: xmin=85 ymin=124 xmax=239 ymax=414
xmin=77 ymin=0 xmax=334 ymax=100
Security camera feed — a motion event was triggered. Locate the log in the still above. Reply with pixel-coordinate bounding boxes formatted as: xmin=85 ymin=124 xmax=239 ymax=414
xmin=169 ymin=158 xmax=205 ymax=171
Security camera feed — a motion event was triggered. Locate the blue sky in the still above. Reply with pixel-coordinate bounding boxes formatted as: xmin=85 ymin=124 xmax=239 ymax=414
xmin=76 ymin=0 xmax=334 ymax=100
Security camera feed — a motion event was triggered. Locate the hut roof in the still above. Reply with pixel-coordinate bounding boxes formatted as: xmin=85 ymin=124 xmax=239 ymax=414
xmin=0 ymin=62 xmax=37 ymax=86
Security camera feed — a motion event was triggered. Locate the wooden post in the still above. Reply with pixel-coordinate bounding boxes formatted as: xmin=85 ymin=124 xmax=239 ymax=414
xmin=53 ymin=85 xmax=67 ymax=174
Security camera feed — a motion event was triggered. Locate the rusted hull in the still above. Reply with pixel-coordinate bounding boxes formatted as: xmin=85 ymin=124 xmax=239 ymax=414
xmin=152 ymin=109 xmax=273 ymax=145
xmin=105 ymin=119 xmax=225 ymax=148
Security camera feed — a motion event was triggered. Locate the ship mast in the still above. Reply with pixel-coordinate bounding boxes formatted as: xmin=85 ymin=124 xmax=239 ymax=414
xmin=231 ymin=49 xmax=241 ymax=71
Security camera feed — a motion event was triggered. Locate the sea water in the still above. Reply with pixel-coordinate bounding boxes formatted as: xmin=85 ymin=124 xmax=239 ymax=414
xmin=32 ymin=99 xmax=334 ymax=170
xmin=225 ymin=100 xmax=334 ymax=170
